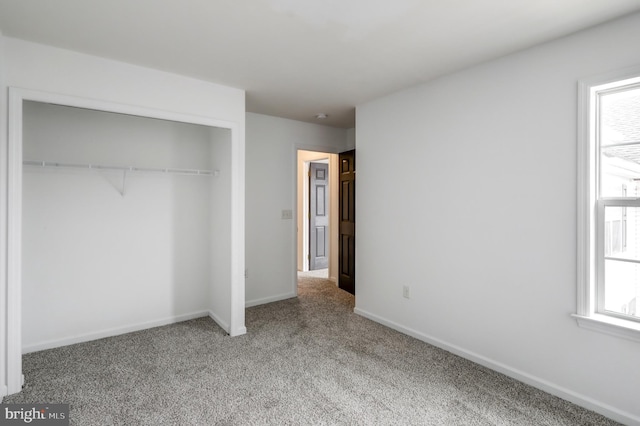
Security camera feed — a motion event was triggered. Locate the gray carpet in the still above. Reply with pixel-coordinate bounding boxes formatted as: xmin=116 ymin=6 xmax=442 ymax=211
xmin=3 ymin=277 xmax=618 ymax=425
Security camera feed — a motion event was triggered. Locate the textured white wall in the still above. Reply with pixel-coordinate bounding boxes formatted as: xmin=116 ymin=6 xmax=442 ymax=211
xmin=355 ymin=12 xmax=640 ymax=424
xmin=245 ymin=113 xmax=349 ymax=306
xmin=21 ymin=102 xmax=218 ymax=351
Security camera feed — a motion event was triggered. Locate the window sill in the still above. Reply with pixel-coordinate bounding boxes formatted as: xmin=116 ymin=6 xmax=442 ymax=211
xmin=572 ymin=313 xmax=640 ymax=343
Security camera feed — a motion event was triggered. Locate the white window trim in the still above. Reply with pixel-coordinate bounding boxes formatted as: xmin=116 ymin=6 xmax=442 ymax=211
xmin=575 ymin=65 xmax=640 ymax=343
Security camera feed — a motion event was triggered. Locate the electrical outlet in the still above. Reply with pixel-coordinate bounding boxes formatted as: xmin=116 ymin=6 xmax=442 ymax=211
xmin=403 ymin=285 xmax=410 ymax=299
xmin=281 ymin=209 xmax=293 ymax=220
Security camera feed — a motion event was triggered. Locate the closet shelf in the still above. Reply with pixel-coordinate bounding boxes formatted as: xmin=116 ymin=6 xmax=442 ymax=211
xmin=23 ymin=160 xmax=216 ymax=177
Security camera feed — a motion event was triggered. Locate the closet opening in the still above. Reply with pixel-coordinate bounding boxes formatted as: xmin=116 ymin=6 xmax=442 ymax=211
xmin=5 ymin=88 xmax=245 ymax=396
xmin=22 ymin=100 xmax=230 ymax=352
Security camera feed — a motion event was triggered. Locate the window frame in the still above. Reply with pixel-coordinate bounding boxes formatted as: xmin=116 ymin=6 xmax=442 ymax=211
xmin=575 ymin=66 xmax=640 ymax=342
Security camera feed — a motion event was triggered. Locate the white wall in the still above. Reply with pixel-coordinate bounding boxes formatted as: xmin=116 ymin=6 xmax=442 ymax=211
xmin=346 ymin=128 xmax=356 ymax=151
xmin=245 ymin=113 xmax=349 ymax=306
xmin=209 ymin=127 xmax=233 ymax=330
xmin=21 ymin=102 xmax=221 ymax=352
xmin=4 ymin=38 xmax=244 ymax=124
xmin=1 ymin=36 xmax=246 ymax=397
xmin=355 ymin=12 xmax=640 ymax=424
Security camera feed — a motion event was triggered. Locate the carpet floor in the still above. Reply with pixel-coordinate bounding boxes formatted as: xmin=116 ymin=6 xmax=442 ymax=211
xmin=3 ymin=276 xmax=619 ymax=425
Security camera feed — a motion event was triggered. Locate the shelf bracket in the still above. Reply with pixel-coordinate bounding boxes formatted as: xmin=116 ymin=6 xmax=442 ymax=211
xmin=120 ymin=169 xmax=128 ymax=197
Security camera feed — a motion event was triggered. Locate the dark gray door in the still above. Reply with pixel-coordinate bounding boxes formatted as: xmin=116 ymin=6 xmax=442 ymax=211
xmin=338 ymin=150 xmax=355 ymax=294
xmin=309 ymin=162 xmax=329 ymax=270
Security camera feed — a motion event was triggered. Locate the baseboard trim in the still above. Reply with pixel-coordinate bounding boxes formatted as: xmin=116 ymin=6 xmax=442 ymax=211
xmin=22 ymin=311 xmax=211 ymax=354
xmin=353 ymin=307 xmax=640 ymax=426
xmin=229 ymin=326 xmax=247 ymax=337
xmin=208 ymin=310 xmax=230 ymax=334
xmin=245 ymin=292 xmax=296 ymax=308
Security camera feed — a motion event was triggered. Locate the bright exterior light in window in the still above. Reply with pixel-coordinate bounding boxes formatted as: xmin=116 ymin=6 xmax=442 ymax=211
xmin=599 ymin=87 xmax=640 ymax=198
xmin=599 ymin=85 xmax=640 ymax=320
xmin=603 ymin=206 xmax=640 ymax=319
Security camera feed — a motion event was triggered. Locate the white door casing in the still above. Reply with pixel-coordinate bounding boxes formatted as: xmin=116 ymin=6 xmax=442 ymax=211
xmin=4 ymin=87 xmax=246 ymax=397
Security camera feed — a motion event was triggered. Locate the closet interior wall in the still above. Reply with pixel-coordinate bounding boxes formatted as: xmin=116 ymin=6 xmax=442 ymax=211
xmin=22 ymin=101 xmax=229 ymax=352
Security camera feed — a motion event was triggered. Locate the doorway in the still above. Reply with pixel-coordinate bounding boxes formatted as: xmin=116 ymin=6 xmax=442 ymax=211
xmin=296 ymin=151 xmax=338 ymax=282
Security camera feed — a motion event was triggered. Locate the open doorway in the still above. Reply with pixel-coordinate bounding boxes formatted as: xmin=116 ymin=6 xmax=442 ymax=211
xmin=296 ymin=150 xmax=338 ymax=283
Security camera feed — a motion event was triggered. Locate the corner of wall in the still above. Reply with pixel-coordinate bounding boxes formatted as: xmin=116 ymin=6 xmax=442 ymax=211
xmin=346 ymin=128 xmax=356 ymax=150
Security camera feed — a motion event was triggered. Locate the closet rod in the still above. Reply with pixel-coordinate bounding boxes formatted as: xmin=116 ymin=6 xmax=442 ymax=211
xmin=23 ymin=160 xmax=215 ymax=176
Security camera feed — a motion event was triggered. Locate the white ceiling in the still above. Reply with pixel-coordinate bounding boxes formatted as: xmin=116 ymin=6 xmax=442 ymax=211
xmin=1 ymin=0 xmax=640 ymax=128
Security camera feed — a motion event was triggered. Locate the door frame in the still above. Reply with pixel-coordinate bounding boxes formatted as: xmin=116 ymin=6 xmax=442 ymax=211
xmin=292 ymin=145 xmax=340 ymax=296
xmin=4 ymin=87 xmax=245 ymax=397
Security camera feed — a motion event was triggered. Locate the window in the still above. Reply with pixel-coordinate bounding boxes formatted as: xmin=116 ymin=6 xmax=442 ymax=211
xmin=576 ymin=67 xmax=640 ymax=341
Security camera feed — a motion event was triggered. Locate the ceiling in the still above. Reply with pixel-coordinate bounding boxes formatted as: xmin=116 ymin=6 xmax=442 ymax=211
xmin=1 ymin=1 xmax=640 ymax=128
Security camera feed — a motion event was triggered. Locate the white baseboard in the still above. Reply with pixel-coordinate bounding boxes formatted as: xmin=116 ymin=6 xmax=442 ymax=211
xmin=22 ymin=311 xmax=210 ymax=354
xmin=207 ymin=310 xmax=247 ymax=336
xmin=208 ymin=310 xmax=230 ymax=334
xmin=245 ymin=292 xmax=296 ymax=308
xmin=353 ymin=307 xmax=640 ymax=426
